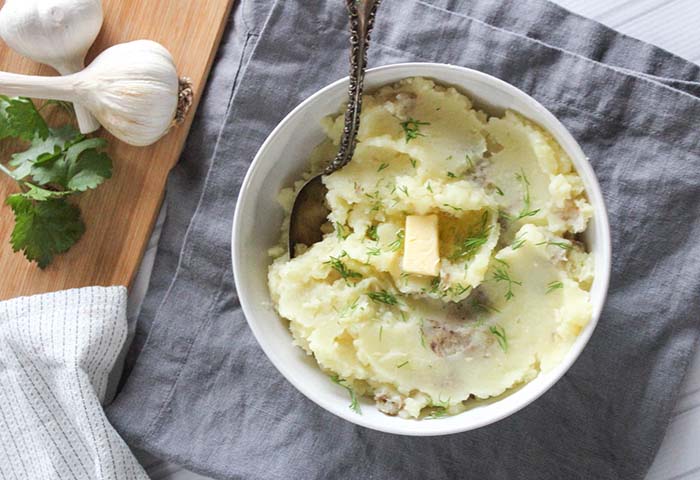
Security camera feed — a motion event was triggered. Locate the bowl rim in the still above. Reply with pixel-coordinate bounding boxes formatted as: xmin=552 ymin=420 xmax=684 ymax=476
xmin=232 ymin=62 xmax=612 ymax=436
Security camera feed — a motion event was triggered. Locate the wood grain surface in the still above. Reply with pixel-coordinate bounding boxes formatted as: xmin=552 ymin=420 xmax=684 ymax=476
xmin=0 ymin=0 xmax=234 ymax=300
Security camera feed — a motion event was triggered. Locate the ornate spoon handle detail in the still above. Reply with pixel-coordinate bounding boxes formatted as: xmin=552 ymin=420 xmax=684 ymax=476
xmin=324 ymin=0 xmax=381 ymax=174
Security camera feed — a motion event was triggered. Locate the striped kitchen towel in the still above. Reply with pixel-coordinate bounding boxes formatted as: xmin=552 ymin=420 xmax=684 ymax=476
xmin=0 ymin=286 xmax=147 ymax=479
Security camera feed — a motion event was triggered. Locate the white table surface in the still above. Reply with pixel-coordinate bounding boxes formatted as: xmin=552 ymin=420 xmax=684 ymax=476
xmin=127 ymin=1 xmax=700 ymax=478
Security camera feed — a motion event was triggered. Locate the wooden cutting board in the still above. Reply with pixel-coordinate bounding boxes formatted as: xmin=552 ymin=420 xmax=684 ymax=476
xmin=0 ymin=0 xmax=234 ymax=300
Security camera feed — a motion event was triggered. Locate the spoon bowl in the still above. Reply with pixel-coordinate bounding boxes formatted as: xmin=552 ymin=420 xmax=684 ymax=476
xmin=288 ymin=0 xmax=380 ymax=257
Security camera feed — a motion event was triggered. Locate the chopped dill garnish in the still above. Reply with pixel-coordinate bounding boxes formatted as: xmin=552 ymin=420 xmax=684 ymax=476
xmin=334 ymin=297 xmax=360 ymax=318
xmin=452 ymin=283 xmax=471 ymax=296
xmin=447 ymin=171 xmax=456 ymax=178
xmin=518 ymin=208 xmax=540 ymax=219
xmin=367 ymin=289 xmax=399 ymax=305
xmin=450 ymin=211 xmax=491 ymax=260
xmin=335 ymin=222 xmax=350 ymax=240
xmin=410 ymin=158 xmax=417 ymax=168
xmin=489 ymin=325 xmax=508 ymax=352
xmin=546 ymin=280 xmax=564 ymax=294
xmin=471 ymin=297 xmax=500 ymax=314
xmin=324 ymin=252 xmax=362 ymax=285
xmin=426 ymin=396 xmax=450 ymax=419
xmin=397 ymin=361 xmax=409 ymax=369
xmin=492 ymin=260 xmax=522 ymax=300
xmin=367 ymin=225 xmax=379 ymax=241
xmin=511 ymin=233 xmax=526 ymax=250
xmin=366 ymin=246 xmax=382 ymax=257
xmin=399 ymin=310 xmax=408 ymax=322
xmin=536 ymin=240 xmax=572 ymax=250
xmin=443 ymin=203 xmax=463 ymax=212
xmin=515 ymin=169 xmax=541 ymax=220
xmin=330 ymin=375 xmax=361 ymax=414
xmin=499 ymin=209 xmax=513 ymax=221
xmin=419 ymin=319 xmax=426 ymax=348
xmin=400 ymin=117 xmax=430 ymax=143
xmin=493 ymin=185 xmax=505 ymax=196
xmin=465 ymin=153 xmax=475 ymax=170
xmin=398 ymin=185 xmax=409 ymax=197
xmin=377 ymin=162 xmax=389 ymax=172
xmin=426 ymin=182 xmax=433 ymax=193
xmin=387 ymin=229 xmax=405 ymax=252
xmin=428 ymin=277 xmax=441 ymax=295
xmin=365 ymin=191 xmax=383 ymax=213
xmin=427 ymin=408 xmax=449 ymax=419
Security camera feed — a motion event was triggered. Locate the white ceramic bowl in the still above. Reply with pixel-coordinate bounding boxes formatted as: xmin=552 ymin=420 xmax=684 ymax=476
xmin=232 ymin=62 xmax=611 ymax=436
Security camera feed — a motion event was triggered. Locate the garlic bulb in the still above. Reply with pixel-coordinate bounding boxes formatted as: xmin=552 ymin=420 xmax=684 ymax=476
xmin=0 ymin=0 xmax=103 ymax=134
xmin=0 ymin=40 xmax=182 ymax=147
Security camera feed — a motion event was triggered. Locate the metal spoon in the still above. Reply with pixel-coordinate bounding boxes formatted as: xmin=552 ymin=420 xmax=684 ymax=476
xmin=288 ymin=0 xmax=381 ymax=257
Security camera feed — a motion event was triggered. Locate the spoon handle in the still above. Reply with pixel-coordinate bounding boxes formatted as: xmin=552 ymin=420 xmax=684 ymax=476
xmin=324 ymin=0 xmax=381 ymax=175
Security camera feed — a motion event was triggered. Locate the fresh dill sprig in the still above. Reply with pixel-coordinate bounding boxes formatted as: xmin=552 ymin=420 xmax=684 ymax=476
xmin=450 ymin=211 xmax=491 ymax=261
xmin=387 ymin=229 xmax=405 ymax=252
xmin=335 ymin=222 xmax=350 ymax=240
xmin=447 ymin=171 xmax=457 ymax=178
xmin=493 ymin=184 xmax=505 ymax=196
xmin=324 ymin=252 xmax=362 ymax=285
xmin=367 ymin=289 xmax=399 ymax=305
xmin=511 ymin=233 xmax=526 ymax=250
xmin=410 ymin=158 xmax=417 ymax=168
xmin=443 ymin=203 xmax=463 ymax=212
xmin=492 ymin=260 xmax=522 ymax=300
xmin=546 ymin=280 xmax=564 ymax=294
xmin=365 ymin=245 xmax=382 ymax=264
xmin=515 ymin=169 xmax=540 ymax=220
xmin=377 ymin=162 xmax=389 ymax=172
xmin=489 ymin=325 xmax=508 ymax=352
xmin=330 ymin=375 xmax=361 ymax=414
xmin=397 ymin=361 xmax=409 ymax=369
xmin=398 ymin=185 xmax=409 ymax=197
xmin=400 ymin=117 xmax=430 ymax=143
xmin=536 ymin=240 xmax=572 ymax=250
xmin=426 ymin=182 xmax=433 ymax=193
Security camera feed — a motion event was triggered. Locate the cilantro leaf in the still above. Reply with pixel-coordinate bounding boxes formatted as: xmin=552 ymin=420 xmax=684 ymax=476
xmin=5 ymin=194 xmax=85 ymax=268
xmin=0 ymin=96 xmax=49 ymax=141
xmin=0 ymin=97 xmax=112 ymax=268
xmin=31 ymin=137 xmax=112 ymax=191
xmin=9 ymin=126 xmax=79 ymax=179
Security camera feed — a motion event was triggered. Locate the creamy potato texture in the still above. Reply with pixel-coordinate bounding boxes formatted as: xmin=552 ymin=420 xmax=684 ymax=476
xmin=268 ymin=77 xmax=594 ymax=418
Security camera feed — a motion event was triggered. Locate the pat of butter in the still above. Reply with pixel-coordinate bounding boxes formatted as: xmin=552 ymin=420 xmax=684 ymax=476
xmin=402 ymin=215 xmax=440 ymax=276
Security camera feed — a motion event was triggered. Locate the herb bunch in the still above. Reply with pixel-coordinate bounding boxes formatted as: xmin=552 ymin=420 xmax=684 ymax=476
xmin=0 ymin=96 xmax=112 ymax=268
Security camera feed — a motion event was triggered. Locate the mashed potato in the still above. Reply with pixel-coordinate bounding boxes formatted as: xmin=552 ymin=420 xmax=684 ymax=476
xmin=268 ymin=77 xmax=593 ymax=418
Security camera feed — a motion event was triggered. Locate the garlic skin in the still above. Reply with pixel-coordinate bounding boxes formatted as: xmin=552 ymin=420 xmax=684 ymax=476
xmin=0 ymin=0 xmax=103 ymax=133
xmin=0 ymin=40 xmax=181 ymax=147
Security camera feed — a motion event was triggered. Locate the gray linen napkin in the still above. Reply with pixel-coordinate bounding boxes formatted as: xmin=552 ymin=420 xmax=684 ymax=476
xmin=107 ymin=0 xmax=700 ymax=479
